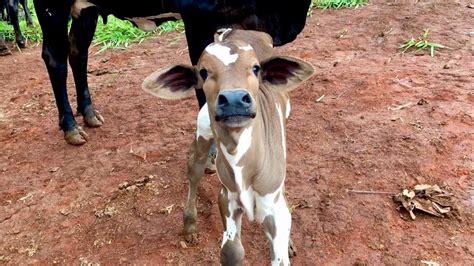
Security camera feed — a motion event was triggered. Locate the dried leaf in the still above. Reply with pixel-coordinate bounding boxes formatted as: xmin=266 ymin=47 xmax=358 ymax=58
xmin=393 ymin=184 xmax=453 ymax=220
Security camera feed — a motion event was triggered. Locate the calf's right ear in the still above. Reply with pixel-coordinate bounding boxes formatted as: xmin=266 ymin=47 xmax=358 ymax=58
xmin=142 ymin=65 xmax=197 ymax=100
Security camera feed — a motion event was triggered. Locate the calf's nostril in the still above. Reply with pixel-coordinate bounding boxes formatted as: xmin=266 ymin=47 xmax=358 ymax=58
xmin=242 ymin=94 xmax=251 ymax=104
xmin=217 ymin=94 xmax=229 ymax=106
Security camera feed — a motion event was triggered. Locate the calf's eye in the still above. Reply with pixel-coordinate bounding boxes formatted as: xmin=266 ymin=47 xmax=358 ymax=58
xmin=252 ymin=65 xmax=260 ymax=76
xmin=199 ymin=69 xmax=208 ymax=80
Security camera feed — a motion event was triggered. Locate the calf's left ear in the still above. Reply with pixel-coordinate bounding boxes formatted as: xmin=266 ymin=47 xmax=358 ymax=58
xmin=142 ymin=65 xmax=197 ymax=100
xmin=261 ymin=56 xmax=315 ymax=93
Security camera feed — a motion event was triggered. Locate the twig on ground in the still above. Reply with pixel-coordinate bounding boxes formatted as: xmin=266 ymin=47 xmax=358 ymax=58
xmin=347 ymin=189 xmax=396 ymax=195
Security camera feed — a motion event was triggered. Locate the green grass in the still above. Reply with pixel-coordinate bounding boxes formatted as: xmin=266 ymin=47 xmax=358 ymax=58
xmin=0 ymin=3 xmax=184 ymax=52
xmin=93 ymin=18 xmax=184 ymax=53
xmin=400 ymin=29 xmax=448 ymax=57
xmin=308 ymin=0 xmax=368 ymax=16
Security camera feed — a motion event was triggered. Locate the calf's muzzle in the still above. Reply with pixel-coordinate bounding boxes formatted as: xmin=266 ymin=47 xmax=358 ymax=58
xmin=215 ymin=90 xmax=256 ymax=127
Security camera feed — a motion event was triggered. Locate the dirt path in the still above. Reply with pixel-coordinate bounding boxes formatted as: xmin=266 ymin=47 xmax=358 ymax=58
xmin=1 ymin=2 xmax=473 ymax=264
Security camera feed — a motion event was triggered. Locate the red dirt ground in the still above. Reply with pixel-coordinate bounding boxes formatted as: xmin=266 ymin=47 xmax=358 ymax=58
xmin=1 ymin=2 xmax=473 ymax=265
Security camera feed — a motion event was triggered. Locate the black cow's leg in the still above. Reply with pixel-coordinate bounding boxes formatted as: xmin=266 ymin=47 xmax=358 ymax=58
xmin=34 ymin=0 xmax=87 ymax=145
xmin=182 ymin=17 xmax=218 ymax=171
xmin=182 ymin=16 xmax=215 ymax=109
xmin=69 ymin=8 xmax=104 ymax=128
xmin=19 ymin=0 xmax=33 ymax=27
xmin=0 ymin=0 xmax=5 ymax=21
xmin=7 ymin=0 xmax=26 ymax=47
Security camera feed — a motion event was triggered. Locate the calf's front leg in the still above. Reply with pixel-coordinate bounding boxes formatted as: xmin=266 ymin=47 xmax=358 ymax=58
xmin=219 ymin=187 xmax=244 ymax=265
xmin=260 ymin=188 xmax=292 ymax=265
xmin=183 ymin=104 xmax=213 ymax=243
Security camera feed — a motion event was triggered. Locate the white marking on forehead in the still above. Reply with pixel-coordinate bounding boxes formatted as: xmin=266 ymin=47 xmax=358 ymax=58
xmin=218 ymin=28 xmax=232 ymax=41
xmin=205 ymin=43 xmax=238 ymax=66
xmin=238 ymin=44 xmax=253 ymax=51
xmin=276 ymin=103 xmax=286 ymax=159
xmin=196 ymin=104 xmax=213 ymax=140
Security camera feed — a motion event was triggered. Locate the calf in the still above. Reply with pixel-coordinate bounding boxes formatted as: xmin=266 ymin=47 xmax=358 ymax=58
xmin=142 ymin=29 xmax=314 ymax=265
xmin=1 ymin=0 xmax=34 ymax=48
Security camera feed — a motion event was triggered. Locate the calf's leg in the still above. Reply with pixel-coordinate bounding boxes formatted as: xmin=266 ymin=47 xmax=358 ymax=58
xmin=68 ymin=7 xmax=104 ymax=128
xmin=219 ymin=188 xmax=245 ymax=265
xmin=261 ymin=189 xmax=292 ymax=265
xmin=183 ymin=105 xmax=213 ymax=242
xmin=183 ymin=136 xmax=212 ymax=242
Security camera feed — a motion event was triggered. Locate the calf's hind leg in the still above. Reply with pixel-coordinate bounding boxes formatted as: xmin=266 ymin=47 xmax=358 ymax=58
xmin=69 ymin=7 xmax=104 ymax=128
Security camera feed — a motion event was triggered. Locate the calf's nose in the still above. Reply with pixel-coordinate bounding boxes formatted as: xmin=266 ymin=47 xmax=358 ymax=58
xmin=217 ymin=90 xmax=253 ymax=108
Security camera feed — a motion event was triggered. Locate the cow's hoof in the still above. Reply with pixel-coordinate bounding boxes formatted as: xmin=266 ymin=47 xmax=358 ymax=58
xmin=84 ymin=109 xmax=104 ymax=128
xmin=205 ymin=143 xmax=217 ymax=174
xmin=16 ymin=38 xmax=26 ymax=49
xmin=64 ymin=126 xmax=88 ymax=146
xmin=288 ymin=238 xmax=297 ymax=258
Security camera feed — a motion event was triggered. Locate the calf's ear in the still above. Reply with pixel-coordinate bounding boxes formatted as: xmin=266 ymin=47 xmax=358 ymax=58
xmin=142 ymin=65 xmax=197 ymax=100
xmin=261 ymin=56 xmax=314 ymax=93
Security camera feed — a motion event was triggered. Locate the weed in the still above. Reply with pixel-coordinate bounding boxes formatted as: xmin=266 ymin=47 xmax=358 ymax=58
xmin=400 ymin=29 xmax=448 ymax=57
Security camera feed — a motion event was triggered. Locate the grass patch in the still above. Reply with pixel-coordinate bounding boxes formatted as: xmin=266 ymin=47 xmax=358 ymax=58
xmin=311 ymin=0 xmax=367 ymax=11
xmin=93 ymin=18 xmax=184 ymax=53
xmin=0 ymin=3 xmax=184 ymax=51
xmin=400 ymin=29 xmax=448 ymax=57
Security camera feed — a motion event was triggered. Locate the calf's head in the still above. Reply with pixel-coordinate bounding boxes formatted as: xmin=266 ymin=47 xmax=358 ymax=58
xmin=142 ymin=31 xmax=314 ymax=131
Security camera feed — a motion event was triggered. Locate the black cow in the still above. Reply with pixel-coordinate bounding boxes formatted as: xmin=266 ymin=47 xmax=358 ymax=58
xmin=1 ymin=0 xmax=34 ymax=48
xmin=34 ymin=0 xmax=311 ymax=145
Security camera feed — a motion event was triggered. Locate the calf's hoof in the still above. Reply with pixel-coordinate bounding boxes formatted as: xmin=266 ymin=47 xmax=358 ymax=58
xmin=184 ymin=230 xmax=199 ymax=244
xmin=84 ymin=109 xmax=105 ymax=128
xmin=64 ymin=126 xmax=88 ymax=146
xmin=288 ymin=238 xmax=297 ymax=258
xmin=183 ymin=211 xmax=199 ymax=244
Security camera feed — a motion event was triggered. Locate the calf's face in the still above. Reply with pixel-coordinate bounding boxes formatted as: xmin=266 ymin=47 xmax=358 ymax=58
xmin=142 ymin=34 xmax=314 ymax=131
xmin=198 ymin=41 xmax=260 ymax=129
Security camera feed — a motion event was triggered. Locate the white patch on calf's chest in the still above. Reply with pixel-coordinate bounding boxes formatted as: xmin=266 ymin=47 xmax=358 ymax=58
xmin=286 ymin=99 xmax=291 ymax=119
xmin=276 ymin=103 xmax=287 ymax=159
xmin=196 ymin=104 xmax=212 ymax=140
xmin=205 ymin=44 xmax=238 ymax=66
xmin=219 ymin=126 xmax=254 ymax=219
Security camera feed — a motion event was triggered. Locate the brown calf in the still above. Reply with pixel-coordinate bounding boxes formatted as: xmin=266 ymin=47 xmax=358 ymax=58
xmin=142 ymin=29 xmax=314 ymax=265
